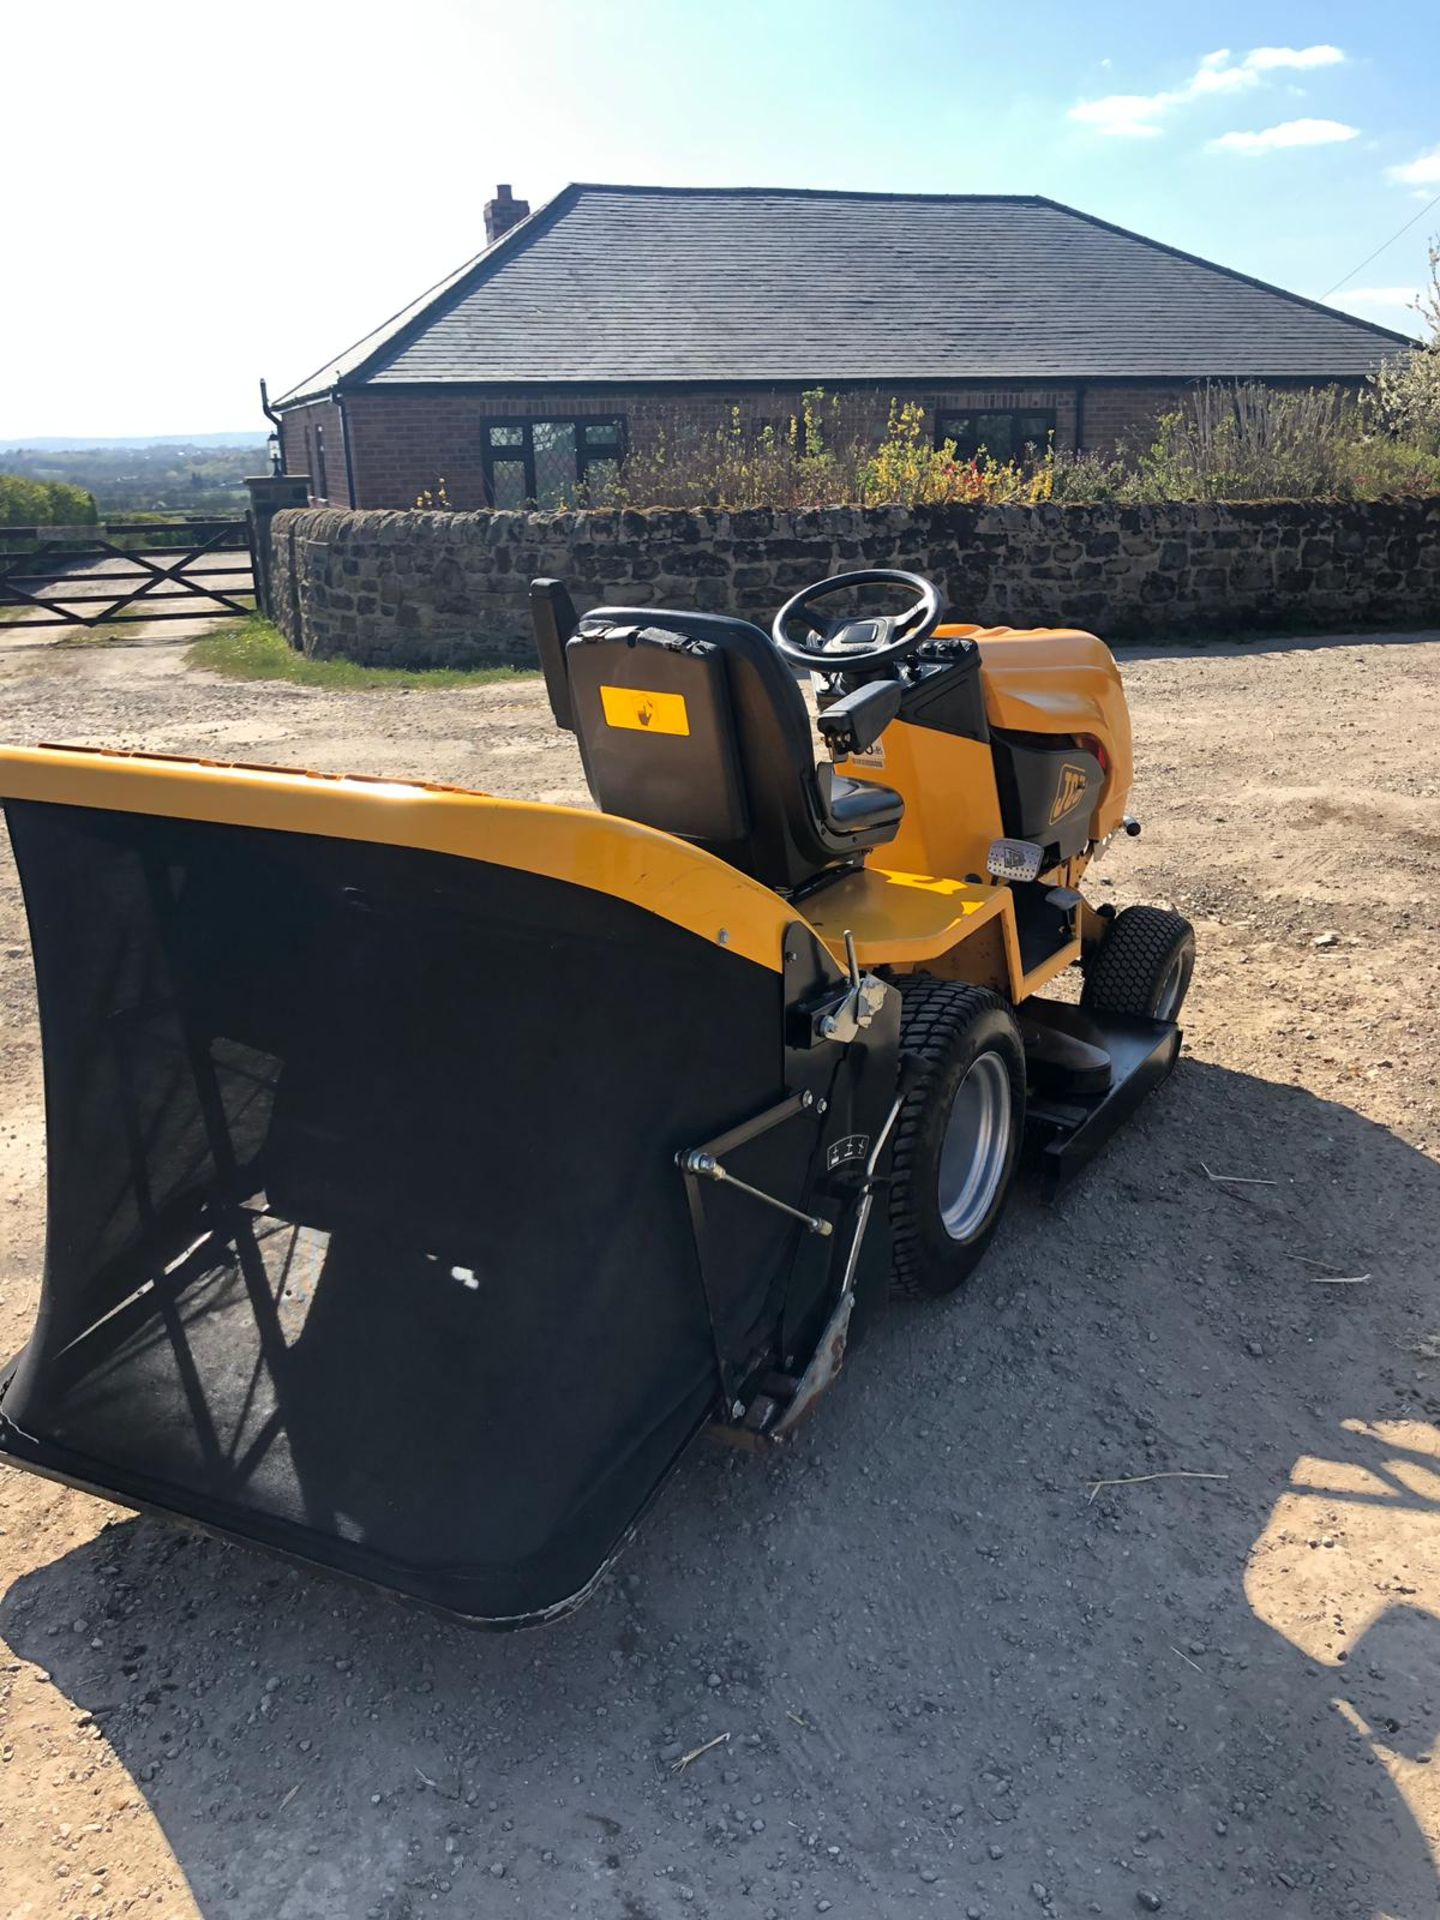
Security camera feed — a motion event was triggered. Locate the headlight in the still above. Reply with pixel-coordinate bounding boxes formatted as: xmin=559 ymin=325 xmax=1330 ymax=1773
xmin=986 ymin=837 xmax=1045 ymax=883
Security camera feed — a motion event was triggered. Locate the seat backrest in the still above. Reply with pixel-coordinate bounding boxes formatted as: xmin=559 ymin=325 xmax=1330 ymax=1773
xmin=559 ymin=604 xmax=872 ymax=891
xmin=529 ymin=578 xmax=578 ymax=731
xmin=565 ymin=615 xmax=752 ymax=845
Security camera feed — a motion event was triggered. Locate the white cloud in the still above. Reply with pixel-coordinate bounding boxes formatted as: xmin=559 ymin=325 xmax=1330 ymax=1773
xmin=1070 ymin=57 xmax=1254 ymax=139
xmin=1389 ymin=144 xmax=1440 ymax=188
xmin=1243 ymin=45 xmax=1346 ymax=72
xmin=1068 ymin=93 xmax=1176 ymax=138
xmin=1209 ymin=118 xmax=1359 ymax=155
xmin=1069 ymin=45 xmax=1344 ymax=139
xmin=1189 ymin=51 xmax=1258 ymax=98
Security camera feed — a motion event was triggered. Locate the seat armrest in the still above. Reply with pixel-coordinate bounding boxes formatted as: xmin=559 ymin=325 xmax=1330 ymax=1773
xmin=815 ymin=680 xmax=905 ymax=757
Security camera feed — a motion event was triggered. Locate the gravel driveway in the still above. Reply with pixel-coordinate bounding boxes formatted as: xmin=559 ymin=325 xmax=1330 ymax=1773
xmin=0 ymin=630 xmax=1437 ymax=1920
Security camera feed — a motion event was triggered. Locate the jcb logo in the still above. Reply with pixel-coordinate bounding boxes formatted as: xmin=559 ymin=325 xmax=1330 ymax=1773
xmin=1050 ymin=763 xmax=1090 ymax=824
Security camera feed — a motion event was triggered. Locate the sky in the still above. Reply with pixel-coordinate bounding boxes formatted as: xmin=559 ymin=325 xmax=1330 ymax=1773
xmin=1 ymin=0 xmax=1437 ymax=440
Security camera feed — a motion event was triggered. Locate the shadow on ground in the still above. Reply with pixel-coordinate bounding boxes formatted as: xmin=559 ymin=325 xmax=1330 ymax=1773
xmin=4 ymin=1059 xmax=1439 ymax=1920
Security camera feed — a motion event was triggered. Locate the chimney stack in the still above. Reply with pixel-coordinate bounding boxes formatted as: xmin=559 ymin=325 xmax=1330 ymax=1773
xmin=484 ymin=183 xmax=530 ymax=246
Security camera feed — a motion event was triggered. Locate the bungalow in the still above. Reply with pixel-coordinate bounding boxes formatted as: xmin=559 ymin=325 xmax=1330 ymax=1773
xmin=272 ymin=182 xmax=1412 ymax=510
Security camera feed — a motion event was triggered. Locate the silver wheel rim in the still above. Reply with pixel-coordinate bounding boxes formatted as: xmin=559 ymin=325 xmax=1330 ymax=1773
xmin=1154 ymin=951 xmax=1187 ymax=1021
xmin=937 ymin=1050 xmax=1013 ymax=1242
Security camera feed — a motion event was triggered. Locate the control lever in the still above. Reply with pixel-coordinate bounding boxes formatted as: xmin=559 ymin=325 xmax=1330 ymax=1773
xmin=769 ymin=1046 xmax=928 ymax=1438
xmin=816 ymin=929 xmax=888 ymax=1044
xmin=815 ymin=679 xmax=904 ymax=758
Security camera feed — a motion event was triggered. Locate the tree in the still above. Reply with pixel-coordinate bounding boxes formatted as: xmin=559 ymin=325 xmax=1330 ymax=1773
xmin=0 ymin=476 xmax=98 ymax=526
xmin=1371 ymin=238 xmax=1440 ymax=453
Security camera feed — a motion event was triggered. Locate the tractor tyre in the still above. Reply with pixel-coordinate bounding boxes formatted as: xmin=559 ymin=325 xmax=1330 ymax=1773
xmin=888 ymin=981 xmax=1026 ymax=1301
xmin=1082 ymin=905 xmax=1195 ymax=1022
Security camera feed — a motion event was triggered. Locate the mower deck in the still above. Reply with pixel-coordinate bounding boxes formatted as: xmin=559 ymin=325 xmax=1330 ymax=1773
xmin=1019 ymin=999 xmax=1182 ymax=1194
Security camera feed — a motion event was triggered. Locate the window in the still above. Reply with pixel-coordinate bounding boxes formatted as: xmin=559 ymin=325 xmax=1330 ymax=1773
xmin=482 ymin=417 xmax=626 ymax=507
xmin=935 ymin=409 xmax=1056 ymax=463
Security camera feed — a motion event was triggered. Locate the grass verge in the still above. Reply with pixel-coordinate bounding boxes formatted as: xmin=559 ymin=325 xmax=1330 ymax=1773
xmin=187 ymin=616 xmax=535 ymax=690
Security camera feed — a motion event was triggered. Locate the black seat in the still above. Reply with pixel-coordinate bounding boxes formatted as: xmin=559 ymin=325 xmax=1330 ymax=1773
xmin=529 ymin=582 xmax=904 ymax=894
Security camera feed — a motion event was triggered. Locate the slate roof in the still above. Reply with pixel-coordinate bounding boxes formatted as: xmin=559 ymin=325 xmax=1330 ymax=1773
xmin=276 ymin=185 xmax=1413 ymax=405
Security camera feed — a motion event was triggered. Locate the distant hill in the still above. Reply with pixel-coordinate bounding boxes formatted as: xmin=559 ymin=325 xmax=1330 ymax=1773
xmin=1 ymin=442 xmax=270 ymax=514
xmin=0 ymin=433 xmax=268 ymax=451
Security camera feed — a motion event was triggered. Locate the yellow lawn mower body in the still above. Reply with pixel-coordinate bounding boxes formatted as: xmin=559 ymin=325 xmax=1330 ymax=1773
xmin=0 ymin=569 xmax=1192 ymax=1628
xmin=798 ymin=620 xmax=1136 ymax=1000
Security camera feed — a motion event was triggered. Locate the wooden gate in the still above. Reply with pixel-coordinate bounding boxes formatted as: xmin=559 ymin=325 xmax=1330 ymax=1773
xmin=0 ymin=518 xmax=256 ymax=628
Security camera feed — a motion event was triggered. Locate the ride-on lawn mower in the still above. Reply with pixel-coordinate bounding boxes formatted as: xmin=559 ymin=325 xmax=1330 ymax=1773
xmin=0 ymin=569 xmax=1193 ymax=1626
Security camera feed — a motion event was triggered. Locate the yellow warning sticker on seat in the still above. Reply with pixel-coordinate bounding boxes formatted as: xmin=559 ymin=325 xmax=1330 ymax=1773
xmin=599 ymin=686 xmax=690 ymax=736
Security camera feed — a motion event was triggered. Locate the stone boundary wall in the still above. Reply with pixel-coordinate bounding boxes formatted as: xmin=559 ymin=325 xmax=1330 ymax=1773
xmin=267 ymin=498 xmax=1440 ymax=669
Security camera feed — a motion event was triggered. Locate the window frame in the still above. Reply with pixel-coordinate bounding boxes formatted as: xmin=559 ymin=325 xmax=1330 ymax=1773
xmin=481 ymin=416 xmax=627 ymax=507
xmin=933 ymin=407 xmax=1057 ymax=463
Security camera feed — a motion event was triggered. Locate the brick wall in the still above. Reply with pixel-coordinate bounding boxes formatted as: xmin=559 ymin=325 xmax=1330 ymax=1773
xmin=1080 ymin=385 xmax=1185 ymax=454
xmin=279 ymin=399 xmax=350 ymax=506
xmin=265 ymin=496 xmax=1440 ymax=669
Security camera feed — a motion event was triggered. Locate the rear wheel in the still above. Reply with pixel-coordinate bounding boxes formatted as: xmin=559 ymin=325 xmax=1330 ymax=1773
xmin=889 ymin=982 xmax=1026 ymax=1300
xmin=1082 ymin=905 xmax=1195 ymax=1021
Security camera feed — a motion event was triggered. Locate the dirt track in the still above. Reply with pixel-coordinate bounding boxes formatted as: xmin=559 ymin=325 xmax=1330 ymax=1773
xmin=1 ymin=629 xmax=1438 ymax=1920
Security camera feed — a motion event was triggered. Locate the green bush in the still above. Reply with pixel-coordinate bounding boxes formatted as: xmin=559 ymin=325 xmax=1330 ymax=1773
xmin=565 ymin=392 xmax=1066 ymax=510
xmin=44 ymin=480 xmax=98 ymax=524
xmin=561 ymin=377 xmax=1440 ymax=515
xmin=1045 ymin=448 xmax=1134 ymax=504
xmin=0 ymin=475 xmax=50 ymax=525
xmin=1137 ymin=386 xmax=1358 ymax=499
xmin=0 ymin=474 xmax=98 ymax=527
xmin=579 ymin=391 xmax=872 ymax=511
xmin=1047 ymin=382 xmax=1440 ymax=505
xmin=1129 ymin=385 xmax=1440 ymax=501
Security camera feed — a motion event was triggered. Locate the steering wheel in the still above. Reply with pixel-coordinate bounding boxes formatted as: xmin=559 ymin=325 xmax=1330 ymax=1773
xmin=771 ymin=568 xmax=944 ymax=672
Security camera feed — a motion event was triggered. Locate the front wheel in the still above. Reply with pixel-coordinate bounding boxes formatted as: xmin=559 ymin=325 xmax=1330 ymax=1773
xmin=1082 ymin=905 xmax=1195 ymax=1022
xmin=889 ymin=982 xmax=1026 ymax=1300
